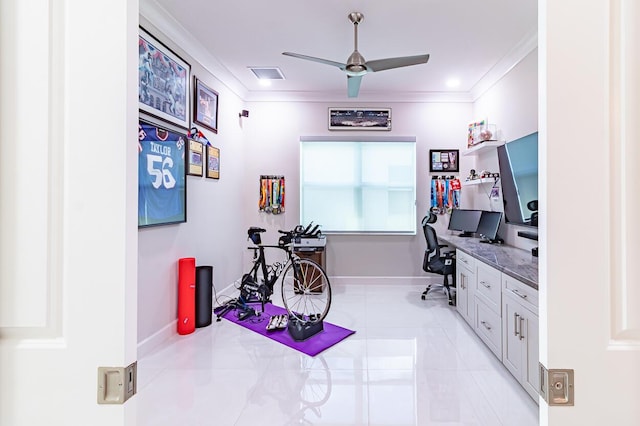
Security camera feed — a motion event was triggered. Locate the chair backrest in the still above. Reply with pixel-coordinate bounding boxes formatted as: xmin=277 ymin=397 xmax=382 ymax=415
xmin=422 ymin=214 xmax=445 ymax=273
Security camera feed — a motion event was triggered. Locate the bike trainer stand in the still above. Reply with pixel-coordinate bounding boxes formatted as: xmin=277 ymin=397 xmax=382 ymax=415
xmin=287 ymin=317 xmax=324 ymax=341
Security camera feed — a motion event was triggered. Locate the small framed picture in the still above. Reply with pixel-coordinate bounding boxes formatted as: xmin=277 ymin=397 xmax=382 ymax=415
xmin=206 ymin=145 xmax=220 ymax=179
xmin=187 ymin=140 xmax=204 ymax=176
xmin=429 ymin=149 xmax=459 ymax=173
xmin=193 ymin=77 xmax=219 ymax=133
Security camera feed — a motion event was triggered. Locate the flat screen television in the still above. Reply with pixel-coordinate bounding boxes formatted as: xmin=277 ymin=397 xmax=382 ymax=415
xmin=497 ymin=132 xmax=538 ymax=227
xmin=448 ymin=209 xmax=482 ymax=237
xmin=476 ymin=211 xmax=503 ymax=243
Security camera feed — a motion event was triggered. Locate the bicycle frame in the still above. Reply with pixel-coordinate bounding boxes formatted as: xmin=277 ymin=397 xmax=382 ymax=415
xmin=241 ymin=242 xmax=299 ymax=311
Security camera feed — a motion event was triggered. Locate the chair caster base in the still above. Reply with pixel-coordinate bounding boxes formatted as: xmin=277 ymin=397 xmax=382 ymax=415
xmin=421 ymin=288 xmax=430 ymax=301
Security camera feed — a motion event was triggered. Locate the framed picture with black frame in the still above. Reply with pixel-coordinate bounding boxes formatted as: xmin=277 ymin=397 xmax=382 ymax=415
xmin=193 ymin=77 xmax=219 ymax=133
xmin=328 ymin=108 xmax=391 ymax=130
xmin=138 ymin=27 xmax=191 ymax=129
xmin=138 ymin=119 xmax=187 ymax=227
xmin=429 ymin=149 xmax=459 ymax=173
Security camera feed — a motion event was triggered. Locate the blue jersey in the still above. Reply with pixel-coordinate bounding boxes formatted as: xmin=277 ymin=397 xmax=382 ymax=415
xmin=138 ymin=122 xmax=186 ymax=226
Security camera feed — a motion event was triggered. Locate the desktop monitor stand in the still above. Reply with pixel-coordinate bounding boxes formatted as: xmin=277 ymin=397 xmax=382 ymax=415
xmin=458 ymin=232 xmax=474 ymax=237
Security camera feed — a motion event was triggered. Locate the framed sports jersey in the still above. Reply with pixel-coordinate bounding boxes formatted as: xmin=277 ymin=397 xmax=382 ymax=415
xmin=138 ymin=120 xmax=187 ymax=227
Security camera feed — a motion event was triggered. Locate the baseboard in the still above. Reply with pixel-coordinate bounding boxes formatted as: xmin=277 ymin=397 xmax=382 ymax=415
xmin=329 ymin=276 xmax=433 ymax=286
xmin=138 ymin=280 xmax=240 ymax=358
xmin=138 ymin=320 xmax=176 ymax=359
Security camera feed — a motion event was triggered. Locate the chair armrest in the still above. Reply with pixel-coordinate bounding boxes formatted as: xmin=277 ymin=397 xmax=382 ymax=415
xmin=438 ymin=244 xmax=448 ymax=248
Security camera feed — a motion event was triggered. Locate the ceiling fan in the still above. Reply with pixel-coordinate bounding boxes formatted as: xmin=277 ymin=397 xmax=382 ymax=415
xmin=282 ymin=12 xmax=430 ymax=98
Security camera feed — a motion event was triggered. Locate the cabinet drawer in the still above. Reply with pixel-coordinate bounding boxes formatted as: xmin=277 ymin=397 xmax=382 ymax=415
xmin=475 ymin=262 xmax=502 ymax=314
xmin=456 ymin=249 xmax=475 ymax=272
xmin=502 ymin=274 xmax=538 ymax=314
xmin=475 ymin=298 xmax=502 ymax=360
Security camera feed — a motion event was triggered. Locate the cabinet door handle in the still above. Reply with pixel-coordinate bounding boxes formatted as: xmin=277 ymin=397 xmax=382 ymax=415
xmin=511 ymin=289 xmax=528 ymax=299
xmin=519 ymin=316 xmax=525 ymax=340
xmin=480 ymin=280 xmax=491 ymax=289
xmin=481 ymin=320 xmax=492 ymax=331
xmin=514 ymin=313 xmax=520 ymax=337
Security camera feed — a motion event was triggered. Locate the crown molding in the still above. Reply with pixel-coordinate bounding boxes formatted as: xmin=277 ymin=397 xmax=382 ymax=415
xmin=470 ymin=29 xmax=538 ymax=101
xmin=139 ymin=0 xmax=248 ymax=100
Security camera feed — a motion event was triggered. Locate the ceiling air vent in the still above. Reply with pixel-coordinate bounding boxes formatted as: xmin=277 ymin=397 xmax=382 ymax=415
xmin=248 ymin=67 xmax=285 ymax=80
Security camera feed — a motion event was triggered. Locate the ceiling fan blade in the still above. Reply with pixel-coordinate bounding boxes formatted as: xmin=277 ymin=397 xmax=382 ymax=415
xmin=347 ymin=75 xmax=363 ymax=98
xmin=365 ymin=54 xmax=430 ymax=72
xmin=282 ymin=52 xmax=346 ymax=70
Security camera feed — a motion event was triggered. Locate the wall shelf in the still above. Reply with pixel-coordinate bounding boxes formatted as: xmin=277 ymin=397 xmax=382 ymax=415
xmin=463 ymin=141 xmax=504 ymax=156
xmin=463 ymin=177 xmax=498 ymax=186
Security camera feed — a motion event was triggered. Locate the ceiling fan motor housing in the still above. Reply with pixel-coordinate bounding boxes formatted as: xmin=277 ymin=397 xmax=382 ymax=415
xmin=346 ymin=51 xmax=367 ymax=74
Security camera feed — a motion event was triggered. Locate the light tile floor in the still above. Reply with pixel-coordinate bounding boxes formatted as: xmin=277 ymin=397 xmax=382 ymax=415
xmin=134 ymin=281 xmax=539 ymax=425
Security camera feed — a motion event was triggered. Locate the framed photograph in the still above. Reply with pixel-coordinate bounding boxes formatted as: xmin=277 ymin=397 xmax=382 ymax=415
xmin=138 ymin=27 xmax=191 ymax=129
xmin=206 ymin=145 xmax=220 ymax=179
xmin=328 ymin=108 xmax=391 ymax=131
xmin=193 ymin=77 xmax=219 ymax=133
xmin=429 ymin=149 xmax=459 ymax=173
xmin=138 ymin=120 xmax=187 ymax=227
xmin=187 ymin=140 xmax=204 ymax=176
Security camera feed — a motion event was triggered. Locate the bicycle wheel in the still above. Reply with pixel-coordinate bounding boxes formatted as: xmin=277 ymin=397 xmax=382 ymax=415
xmin=281 ymin=258 xmax=331 ymax=324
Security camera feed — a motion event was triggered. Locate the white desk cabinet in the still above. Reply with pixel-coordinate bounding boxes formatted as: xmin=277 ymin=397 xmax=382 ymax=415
xmin=455 ymin=249 xmax=475 ymax=326
xmin=474 ymin=262 xmax=503 ymax=359
xmin=443 ymin=235 xmax=539 ymax=403
xmin=502 ymin=274 xmax=539 ymax=401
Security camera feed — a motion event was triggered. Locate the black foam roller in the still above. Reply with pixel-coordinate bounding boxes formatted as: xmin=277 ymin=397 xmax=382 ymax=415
xmin=195 ymin=266 xmax=213 ymax=327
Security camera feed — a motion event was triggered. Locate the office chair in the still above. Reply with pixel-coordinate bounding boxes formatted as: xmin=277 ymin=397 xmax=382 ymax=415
xmin=421 ymin=213 xmax=456 ymax=305
xmin=527 ymin=200 xmax=538 ymax=226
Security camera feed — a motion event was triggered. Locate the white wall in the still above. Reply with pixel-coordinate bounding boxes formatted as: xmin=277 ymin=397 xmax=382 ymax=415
xmin=470 ymin=48 xmax=539 ymax=251
xmin=242 ymin=101 xmax=473 ymax=277
xmin=137 ymin=19 xmax=248 ymax=351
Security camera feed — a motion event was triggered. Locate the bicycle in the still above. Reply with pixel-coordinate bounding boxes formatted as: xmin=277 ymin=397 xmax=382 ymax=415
xmin=216 ymin=224 xmax=332 ymax=330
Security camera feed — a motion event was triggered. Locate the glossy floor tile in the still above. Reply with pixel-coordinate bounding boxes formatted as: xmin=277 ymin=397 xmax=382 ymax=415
xmin=134 ymin=281 xmax=539 ymax=425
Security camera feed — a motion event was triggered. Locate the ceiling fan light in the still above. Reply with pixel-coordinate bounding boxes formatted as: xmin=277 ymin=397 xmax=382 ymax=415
xmin=346 ymin=64 xmax=366 ymax=73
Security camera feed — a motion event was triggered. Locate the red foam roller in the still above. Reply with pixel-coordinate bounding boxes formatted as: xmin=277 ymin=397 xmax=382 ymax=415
xmin=177 ymin=257 xmax=196 ymax=335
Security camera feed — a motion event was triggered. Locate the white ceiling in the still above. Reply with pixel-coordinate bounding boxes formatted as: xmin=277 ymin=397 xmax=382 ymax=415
xmin=141 ymin=0 xmax=538 ymax=102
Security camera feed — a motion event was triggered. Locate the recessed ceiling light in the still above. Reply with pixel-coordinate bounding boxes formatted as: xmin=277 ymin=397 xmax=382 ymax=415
xmin=446 ymin=78 xmax=460 ymax=88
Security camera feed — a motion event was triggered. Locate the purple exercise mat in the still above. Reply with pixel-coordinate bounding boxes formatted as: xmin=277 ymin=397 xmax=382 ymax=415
xmin=222 ymin=303 xmax=355 ymax=357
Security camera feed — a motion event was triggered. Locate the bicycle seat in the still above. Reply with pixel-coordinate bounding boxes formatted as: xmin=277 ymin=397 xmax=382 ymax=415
xmin=248 ymin=227 xmax=266 ymax=245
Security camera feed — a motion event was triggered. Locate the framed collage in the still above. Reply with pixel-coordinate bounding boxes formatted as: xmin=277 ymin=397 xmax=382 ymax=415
xmin=139 ymin=27 xmax=191 ymax=129
xmin=429 ymin=149 xmax=459 ymax=173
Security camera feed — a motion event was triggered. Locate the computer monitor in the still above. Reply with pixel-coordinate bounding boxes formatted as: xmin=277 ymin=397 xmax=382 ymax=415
xmin=476 ymin=211 xmax=503 ymax=243
xmin=448 ymin=209 xmax=482 ymax=237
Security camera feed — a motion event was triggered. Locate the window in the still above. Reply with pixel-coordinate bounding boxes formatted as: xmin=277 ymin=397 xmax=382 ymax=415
xmin=300 ymin=137 xmax=416 ymax=234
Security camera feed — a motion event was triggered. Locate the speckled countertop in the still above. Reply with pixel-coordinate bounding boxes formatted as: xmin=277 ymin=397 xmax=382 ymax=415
xmin=439 ymin=234 xmax=539 ymax=290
